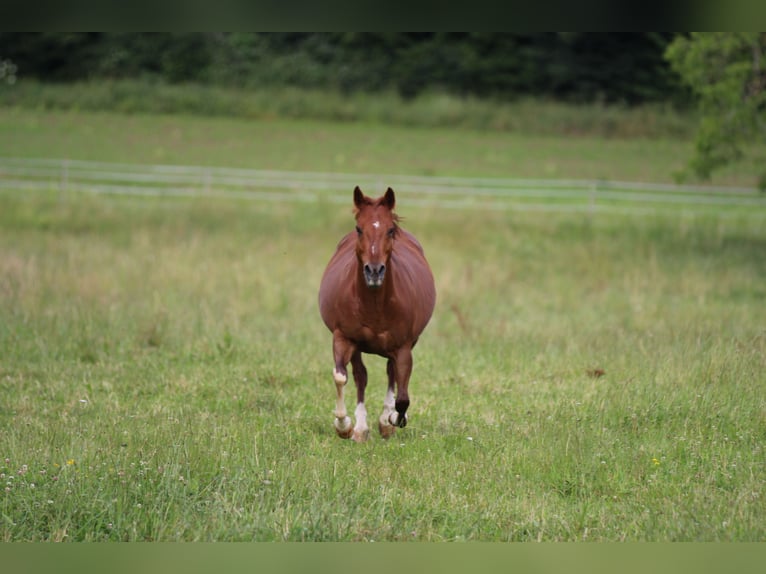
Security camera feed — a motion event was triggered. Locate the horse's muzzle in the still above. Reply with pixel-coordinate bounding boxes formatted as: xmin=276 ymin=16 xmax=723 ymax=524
xmin=363 ymin=262 xmax=386 ymax=288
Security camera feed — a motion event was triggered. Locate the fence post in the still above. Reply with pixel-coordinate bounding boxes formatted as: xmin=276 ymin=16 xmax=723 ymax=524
xmin=59 ymin=159 xmax=69 ymax=202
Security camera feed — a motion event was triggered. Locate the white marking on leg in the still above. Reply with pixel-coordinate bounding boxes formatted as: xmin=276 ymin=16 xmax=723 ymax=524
xmin=333 ymin=368 xmax=347 ymax=385
xmin=355 ymin=402 xmax=368 ymax=429
xmin=333 ymin=369 xmax=352 ymax=437
xmin=334 ymin=368 xmax=347 ymax=420
xmin=353 ymin=402 xmax=370 ymax=442
xmin=378 ymin=388 xmax=397 ymax=439
xmin=380 ymin=388 xmax=395 ymax=426
xmin=383 ymin=388 xmax=395 ymax=410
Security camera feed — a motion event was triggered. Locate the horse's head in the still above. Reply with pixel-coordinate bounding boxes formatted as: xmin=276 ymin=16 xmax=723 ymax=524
xmin=353 ymin=186 xmax=399 ymax=289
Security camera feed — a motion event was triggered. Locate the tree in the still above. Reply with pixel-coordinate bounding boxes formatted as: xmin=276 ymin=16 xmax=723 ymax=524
xmin=665 ymin=33 xmax=766 ymax=190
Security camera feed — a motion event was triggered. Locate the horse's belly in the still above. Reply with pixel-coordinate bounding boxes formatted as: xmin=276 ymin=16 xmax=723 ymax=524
xmin=355 ymin=317 xmax=426 ymax=356
xmin=357 ymin=337 xmax=395 ymax=357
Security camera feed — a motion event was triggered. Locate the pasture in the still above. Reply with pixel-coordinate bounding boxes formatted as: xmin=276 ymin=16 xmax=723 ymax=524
xmin=1 ymin=108 xmax=765 ymax=541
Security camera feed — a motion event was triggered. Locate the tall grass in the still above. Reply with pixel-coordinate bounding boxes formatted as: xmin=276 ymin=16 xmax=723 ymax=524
xmin=1 ymin=189 xmax=764 ymax=541
xmin=0 ymin=79 xmax=695 ymax=139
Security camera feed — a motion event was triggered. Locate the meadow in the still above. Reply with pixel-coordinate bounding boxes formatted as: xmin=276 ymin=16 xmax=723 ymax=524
xmin=1 ymin=106 xmax=765 ymax=541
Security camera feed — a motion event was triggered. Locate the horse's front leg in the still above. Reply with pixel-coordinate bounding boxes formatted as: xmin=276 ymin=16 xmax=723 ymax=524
xmin=350 ymin=351 xmax=370 ymax=442
xmin=332 ymin=331 xmax=355 ymax=439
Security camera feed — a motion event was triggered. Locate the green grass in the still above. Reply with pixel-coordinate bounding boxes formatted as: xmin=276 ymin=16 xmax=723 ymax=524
xmin=1 ymin=108 xmax=765 ymax=541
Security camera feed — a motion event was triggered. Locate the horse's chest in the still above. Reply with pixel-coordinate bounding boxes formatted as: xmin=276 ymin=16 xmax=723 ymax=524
xmin=351 ymin=308 xmax=405 ymax=353
xmin=356 ymin=323 xmax=391 ymax=345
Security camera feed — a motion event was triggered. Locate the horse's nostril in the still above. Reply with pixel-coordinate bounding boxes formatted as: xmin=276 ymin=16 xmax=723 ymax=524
xmin=365 ymin=263 xmax=384 ymax=276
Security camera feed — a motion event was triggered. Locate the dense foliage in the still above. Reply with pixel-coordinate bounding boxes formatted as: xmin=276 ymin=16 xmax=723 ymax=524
xmin=665 ymin=33 xmax=766 ymax=189
xmin=0 ymin=32 xmax=682 ymax=104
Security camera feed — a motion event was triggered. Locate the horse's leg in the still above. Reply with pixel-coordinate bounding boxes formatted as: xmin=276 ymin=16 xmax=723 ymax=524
xmin=378 ymin=348 xmax=413 ymax=437
xmin=389 ymin=346 xmax=413 ymax=429
xmin=332 ymin=330 xmax=355 ymax=439
xmin=350 ymin=350 xmax=370 ymax=443
xmin=378 ymin=358 xmax=397 ymax=439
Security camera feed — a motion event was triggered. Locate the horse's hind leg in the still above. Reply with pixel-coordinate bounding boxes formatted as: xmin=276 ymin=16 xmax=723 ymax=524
xmin=392 ymin=347 xmax=413 ymax=428
xmin=379 ymin=347 xmax=413 ymax=438
xmin=378 ymin=358 xmax=397 ymax=439
xmin=350 ymin=351 xmax=370 ymax=443
xmin=332 ymin=331 xmax=355 ymax=439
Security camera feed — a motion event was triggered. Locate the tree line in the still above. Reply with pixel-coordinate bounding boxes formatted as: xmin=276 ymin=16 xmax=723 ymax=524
xmin=0 ymin=33 xmax=684 ymax=104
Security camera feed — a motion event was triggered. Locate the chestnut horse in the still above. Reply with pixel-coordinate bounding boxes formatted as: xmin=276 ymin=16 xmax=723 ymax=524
xmin=318 ymin=186 xmax=436 ymax=442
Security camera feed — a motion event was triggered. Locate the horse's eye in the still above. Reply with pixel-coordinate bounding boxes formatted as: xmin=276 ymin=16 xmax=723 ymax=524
xmin=355 ymin=225 xmax=362 ymax=235
xmin=387 ymin=227 xmax=396 ymax=238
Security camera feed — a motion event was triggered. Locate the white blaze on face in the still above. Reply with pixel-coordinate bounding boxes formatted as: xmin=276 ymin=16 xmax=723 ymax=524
xmin=370 ymin=222 xmax=380 ymax=257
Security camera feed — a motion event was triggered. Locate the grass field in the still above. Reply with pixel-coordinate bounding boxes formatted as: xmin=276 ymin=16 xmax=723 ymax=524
xmin=1 ymin=107 xmax=765 ymax=541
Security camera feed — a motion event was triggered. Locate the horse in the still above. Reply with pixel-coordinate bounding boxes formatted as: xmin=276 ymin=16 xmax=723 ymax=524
xmin=318 ymin=186 xmax=436 ymax=442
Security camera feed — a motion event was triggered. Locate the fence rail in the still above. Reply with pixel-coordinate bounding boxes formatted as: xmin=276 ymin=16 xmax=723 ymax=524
xmin=1 ymin=156 xmax=765 ymax=217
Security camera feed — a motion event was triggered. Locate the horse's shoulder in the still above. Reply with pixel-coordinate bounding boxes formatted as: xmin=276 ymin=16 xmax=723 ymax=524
xmin=325 ymin=233 xmax=355 ymax=266
xmin=335 ymin=231 xmax=356 ymax=252
xmin=392 ymin=229 xmax=435 ymax=297
xmin=397 ymin=229 xmax=427 ymax=257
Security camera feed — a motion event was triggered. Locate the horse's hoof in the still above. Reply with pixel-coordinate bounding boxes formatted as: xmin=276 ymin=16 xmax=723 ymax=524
xmin=352 ymin=428 xmax=370 ymax=443
xmin=388 ymin=412 xmax=408 ymax=429
xmin=378 ymin=420 xmax=396 ymax=439
xmin=334 ymin=417 xmax=353 ymax=439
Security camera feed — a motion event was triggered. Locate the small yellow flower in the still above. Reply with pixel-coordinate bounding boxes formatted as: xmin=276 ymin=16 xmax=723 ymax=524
xmin=66 ymin=459 xmax=75 ymax=466
xmin=652 ymin=457 xmax=660 ymax=466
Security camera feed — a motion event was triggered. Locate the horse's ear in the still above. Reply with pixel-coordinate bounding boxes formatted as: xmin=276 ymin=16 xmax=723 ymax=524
xmin=353 ymin=186 xmax=365 ymax=208
xmin=382 ymin=187 xmax=396 ymax=210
